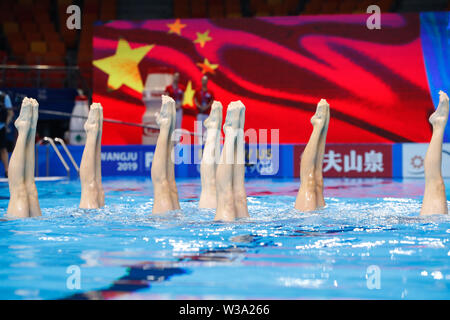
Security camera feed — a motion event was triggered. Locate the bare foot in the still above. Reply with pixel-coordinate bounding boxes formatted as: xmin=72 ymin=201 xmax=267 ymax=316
xmin=324 ymin=99 xmax=330 ymax=130
xmin=96 ymin=103 xmax=104 ymax=138
xmin=311 ymin=99 xmax=328 ymax=129
xmin=222 ymin=102 xmax=241 ymax=143
xmin=85 ymin=103 xmax=100 ymax=134
xmin=221 ymin=102 xmax=240 ymax=165
xmin=224 ymin=102 xmax=241 ymax=130
xmin=429 ymin=91 xmax=449 ymax=128
xmin=15 ymin=98 xmax=32 ymax=134
xmin=237 ymin=100 xmax=245 ymax=131
xmin=28 ymin=98 xmax=39 ymax=131
xmin=156 ymin=95 xmax=174 ymax=130
xmin=168 ymin=94 xmax=177 ymax=133
xmin=204 ymin=101 xmax=223 ymax=131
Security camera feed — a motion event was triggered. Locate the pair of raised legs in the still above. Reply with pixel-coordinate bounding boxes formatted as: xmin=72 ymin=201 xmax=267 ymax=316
xmin=214 ymin=100 xmax=249 ymax=221
xmin=151 ymin=95 xmax=180 ymax=214
xmin=421 ymin=90 xmax=449 ymax=215
xmin=79 ymin=103 xmax=105 ymax=209
xmin=7 ymin=98 xmax=41 ymax=218
xmin=199 ymin=101 xmax=222 ymax=209
xmin=295 ymin=99 xmax=330 ymax=211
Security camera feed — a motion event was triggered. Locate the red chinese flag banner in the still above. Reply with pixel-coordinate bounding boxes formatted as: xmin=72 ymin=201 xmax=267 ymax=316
xmin=92 ymin=14 xmax=433 ymax=145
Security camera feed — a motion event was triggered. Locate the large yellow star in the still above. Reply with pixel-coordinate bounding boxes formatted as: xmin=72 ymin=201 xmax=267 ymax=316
xmin=167 ymin=19 xmax=186 ymax=35
xmin=193 ymin=30 xmax=212 ymax=48
xmin=196 ymin=58 xmax=219 ymax=74
xmin=93 ymin=38 xmax=154 ymax=93
xmin=182 ymin=80 xmax=195 ymax=107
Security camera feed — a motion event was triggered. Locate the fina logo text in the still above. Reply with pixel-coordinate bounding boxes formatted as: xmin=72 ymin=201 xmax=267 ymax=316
xmin=66 ymin=265 xmax=81 ymax=290
xmin=366 ymin=265 xmax=381 ymax=290
xmin=366 ymin=5 xmax=381 ymax=30
xmin=66 ymin=5 xmax=81 ymax=30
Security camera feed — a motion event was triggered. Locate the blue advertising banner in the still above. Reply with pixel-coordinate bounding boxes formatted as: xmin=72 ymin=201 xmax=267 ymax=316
xmin=1 ymin=143 xmax=446 ymax=179
xmin=12 ymin=143 xmax=450 ymax=179
xmin=33 ymin=144 xmax=294 ymax=179
xmin=35 ymin=145 xmax=156 ymax=178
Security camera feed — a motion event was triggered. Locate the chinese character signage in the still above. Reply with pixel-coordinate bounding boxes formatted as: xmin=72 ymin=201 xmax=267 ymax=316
xmin=293 ymin=144 xmax=393 ymax=177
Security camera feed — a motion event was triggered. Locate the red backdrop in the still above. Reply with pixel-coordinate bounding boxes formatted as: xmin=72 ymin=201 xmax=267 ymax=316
xmin=92 ymin=13 xmax=434 ymax=145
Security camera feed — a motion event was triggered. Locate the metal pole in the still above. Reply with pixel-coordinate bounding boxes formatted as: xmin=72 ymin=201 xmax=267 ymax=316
xmin=43 ymin=137 xmax=71 ymax=177
xmin=35 ymin=109 xmax=206 ymax=138
xmin=54 ymin=138 xmax=79 ymax=174
xmin=9 ymin=107 xmax=207 ymax=139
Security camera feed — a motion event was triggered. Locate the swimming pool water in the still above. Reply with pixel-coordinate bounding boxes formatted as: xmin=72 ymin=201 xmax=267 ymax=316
xmin=0 ymin=177 xmax=449 ymax=300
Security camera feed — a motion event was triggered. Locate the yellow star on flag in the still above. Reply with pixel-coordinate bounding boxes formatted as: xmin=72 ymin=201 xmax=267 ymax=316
xmin=193 ymin=30 xmax=212 ymax=48
xmin=197 ymin=58 xmax=219 ymax=74
xmin=93 ymin=38 xmax=154 ymax=93
xmin=182 ymin=80 xmax=195 ymax=107
xmin=167 ymin=19 xmax=186 ymax=35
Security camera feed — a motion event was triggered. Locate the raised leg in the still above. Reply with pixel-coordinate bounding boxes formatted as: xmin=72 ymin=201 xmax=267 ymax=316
xmin=232 ymin=101 xmax=249 ymax=218
xmin=167 ymin=98 xmax=180 ymax=210
xmin=199 ymin=101 xmax=222 ymax=209
xmin=79 ymin=104 xmax=100 ymax=209
xmin=314 ymin=99 xmax=330 ymax=208
xmin=215 ymin=103 xmax=240 ymax=221
xmin=24 ymin=98 xmax=41 ymax=217
xmin=294 ymin=99 xmax=327 ymax=212
xmin=421 ymin=91 xmax=449 ymax=215
xmin=95 ymin=103 xmax=105 ymax=207
xmin=7 ymin=98 xmax=32 ymax=218
xmin=151 ymin=95 xmax=175 ymax=214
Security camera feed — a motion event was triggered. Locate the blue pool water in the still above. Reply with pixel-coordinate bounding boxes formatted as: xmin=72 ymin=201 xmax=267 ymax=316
xmin=0 ymin=177 xmax=449 ymax=300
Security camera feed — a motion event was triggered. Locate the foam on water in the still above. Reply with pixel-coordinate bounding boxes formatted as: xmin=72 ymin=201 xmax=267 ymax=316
xmin=0 ymin=178 xmax=449 ymax=299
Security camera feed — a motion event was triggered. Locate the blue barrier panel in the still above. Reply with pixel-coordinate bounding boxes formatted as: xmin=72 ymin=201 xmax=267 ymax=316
xmin=36 ymin=144 xmax=77 ymax=178
xmin=21 ymin=143 xmax=450 ymax=179
xmin=30 ymin=143 xmax=404 ymax=178
xmin=401 ymin=143 xmax=450 ymax=178
xmin=22 ymin=142 xmax=450 ymax=179
xmin=245 ymin=144 xmax=293 ymax=178
xmin=34 ymin=144 xmax=295 ymax=178
xmin=36 ymin=145 xmax=156 ymax=178
xmin=392 ymin=143 xmax=403 ymax=178
xmin=146 ymin=144 xmax=294 ymax=179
